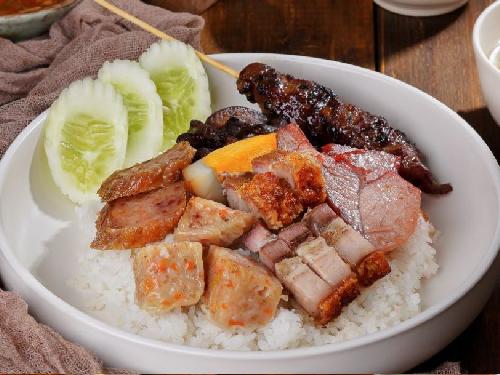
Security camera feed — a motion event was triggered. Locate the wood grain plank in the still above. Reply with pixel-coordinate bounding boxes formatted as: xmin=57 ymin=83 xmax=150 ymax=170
xmin=377 ymin=2 xmax=499 ymax=373
xmin=377 ymin=1 xmax=500 ymax=160
xmin=201 ymin=0 xmax=375 ymax=69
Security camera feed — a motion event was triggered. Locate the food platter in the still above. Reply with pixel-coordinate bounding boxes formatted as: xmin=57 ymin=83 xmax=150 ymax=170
xmin=0 ymin=53 xmax=499 ymax=373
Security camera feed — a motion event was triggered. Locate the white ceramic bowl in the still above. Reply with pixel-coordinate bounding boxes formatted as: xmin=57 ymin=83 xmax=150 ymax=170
xmin=374 ymin=0 xmax=468 ymax=16
xmin=473 ymin=0 xmax=500 ymax=126
xmin=0 ymin=54 xmax=499 ymax=373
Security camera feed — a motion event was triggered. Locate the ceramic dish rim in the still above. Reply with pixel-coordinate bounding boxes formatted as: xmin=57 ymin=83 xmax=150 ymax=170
xmin=0 ymin=53 xmax=499 ymax=360
xmin=472 ymin=0 xmax=500 ymax=77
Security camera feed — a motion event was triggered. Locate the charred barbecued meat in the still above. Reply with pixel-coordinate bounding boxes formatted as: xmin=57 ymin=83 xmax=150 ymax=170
xmin=237 ymin=63 xmax=452 ymax=195
xmin=177 ymin=107 xmax=277 ymax=160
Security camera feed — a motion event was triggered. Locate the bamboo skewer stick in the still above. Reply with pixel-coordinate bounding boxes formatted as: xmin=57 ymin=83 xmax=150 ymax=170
xmin=93 ymin=0 xmax=239 ymax=79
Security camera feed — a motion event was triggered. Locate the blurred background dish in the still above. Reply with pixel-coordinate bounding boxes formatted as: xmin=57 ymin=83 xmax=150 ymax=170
xmin=473 ymin=0 xmax=500 ymax=126
xmin=373 ymin=0 xmax=468 ymax=16
xmin=0 ymin=0 xmax=79 ymax=41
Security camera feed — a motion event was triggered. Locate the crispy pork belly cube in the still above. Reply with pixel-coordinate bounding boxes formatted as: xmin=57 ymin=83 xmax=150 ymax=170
xmin=132 ymin=242 xmax=204 ymax=312
xmin=321 ymin=217 xmax=390 ymax=286
xmin=174 ymin=197 xmax=255 ymax=247
xmin=296 ymin=238 xmax=359 ymax=311
xmin=275 ymin=256 xmax=346 ymax=325
xmin=204 ymin=246 xmax=282 ymax=330
xmin=296 ymin=237 xmax=352 ymax=288
xmin=259 ymin=239 xmax=293 ymax=270
xmin=278 ymin=222 xmax=311 ymax=250
xmin=252 ymin=150 xmax=326 ymax=207
xmin=92 ymin=182 xmax=186 ymax=250
xmin=355 ymin=250 xmax=391 ymax=287
xmin=222 ymin=172 xmax=303 ymax=230
xmin=242 ymin=223 xmax=275 ymax=253
xmin=321 ymin=217 xmax=374 ymax=266
xmin=303 ymin=203 xmax=338 ymax=236
xmin=98 ymin=142 xmax=195 ymax=202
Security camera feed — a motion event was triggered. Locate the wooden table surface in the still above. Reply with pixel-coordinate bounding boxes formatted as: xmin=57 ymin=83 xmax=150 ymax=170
xmin=199 ymin=0 xmax=500 ymax=372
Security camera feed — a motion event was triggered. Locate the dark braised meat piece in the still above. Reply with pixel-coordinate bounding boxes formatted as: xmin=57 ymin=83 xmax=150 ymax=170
xmin=237 ymin=63 xmax=452 ymax=195
xmin=205 ymin=106 xmax=267 ymax=128
xmin=177 ymin=116 xmax=277 ymax=160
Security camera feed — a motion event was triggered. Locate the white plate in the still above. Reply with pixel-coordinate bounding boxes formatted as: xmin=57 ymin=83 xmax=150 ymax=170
xmin=0 ymin=54 xmax=499 ymax=373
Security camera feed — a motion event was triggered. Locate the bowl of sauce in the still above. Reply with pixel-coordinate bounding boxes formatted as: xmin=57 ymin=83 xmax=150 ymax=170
xmin=0 ymin=0 xmax=80 ymax=40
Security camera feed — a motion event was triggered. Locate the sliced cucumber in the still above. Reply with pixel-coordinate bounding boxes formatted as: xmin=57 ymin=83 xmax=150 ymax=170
xmin=139 ymin=40 xmax=211 ymax=150
xmin=44 ymin=78 xmax=128 ymax=204
xmin=98 ymin=60 xmax=163 ymax=167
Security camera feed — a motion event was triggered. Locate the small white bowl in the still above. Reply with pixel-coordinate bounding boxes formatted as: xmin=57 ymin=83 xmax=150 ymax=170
xmin=374 ymin=0 xmax=468 ymax=16
xmin=473 ymin=0 xmax=500 ymax=126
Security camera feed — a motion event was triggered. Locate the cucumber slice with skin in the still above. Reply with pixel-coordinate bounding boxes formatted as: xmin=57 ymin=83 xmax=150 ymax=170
xmin=139 ymin=40 xmax=211 ymax=150
xmin=44 ymin=78 xmax=128 ymax=204
xmin=98 ymin=60 xmax=163 ymax=167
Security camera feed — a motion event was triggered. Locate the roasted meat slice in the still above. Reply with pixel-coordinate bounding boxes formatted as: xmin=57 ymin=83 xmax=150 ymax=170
xmin=277 ymin=222 xmax=311 ymax=250
xmin=204 ymin=246 xmax=282 ymax=330
xmin=91 ymin=182 xmax=186 ymax=250
xmin=252 ymin=150 xmax=326 ymax=207
xmin=275 ymin=256 xmax=332 ymax=318
xmin=295 ymin=237 xmax=353 ymax=289
xmin=303 ymin=203 xmax=390 ymax=286
xmin=277 ymin=123 xmax=321 ymax=160
xmin=242 ymin=223 xmax=276 ymax=253
xmin=237 ymin=62 xmax=452 ymax=194
xmin=132 ymin=241 xmax=204 ymax=312
xmin=275 ymin=256 xmax=357 ymax=325
xmin=98 ymin=142 xmax=195 ymax=202
xmin=323 ymin=156 xmax=421 ymax=253
xmin=322 ymin=144 xmax=401 ymax=183
xmin=359 ymin=172 xmax=421 ymax=251
xmin=174 ymin=197 xmax=256 ymax=247
xmin=322 ymin=155 xmax=363 ymax=232
xmin=311 ymin=213 xmax=391 ymax=286
xmin=259 ymin=238 xmax=293 ymax=270
xmin=222 ymin=172 xmax=303 ymax=230
xmin=303 ymin=203 xmax=338 ymax=236
xmin=280 ymin=124 xmax=421 ymax=253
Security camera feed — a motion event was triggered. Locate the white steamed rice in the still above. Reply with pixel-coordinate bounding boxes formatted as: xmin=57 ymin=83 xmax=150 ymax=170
xmin=70 ymin=202 xmax=438 ymax=351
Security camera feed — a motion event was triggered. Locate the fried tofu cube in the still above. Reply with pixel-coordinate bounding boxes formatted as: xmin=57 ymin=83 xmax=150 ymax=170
xmin=132 ymin=241 xmax=204 ymax=312
xmin=174 ymin=197 xmax=256 ymax=247
xmin=204 ymin=246 xmax=282 ymax=329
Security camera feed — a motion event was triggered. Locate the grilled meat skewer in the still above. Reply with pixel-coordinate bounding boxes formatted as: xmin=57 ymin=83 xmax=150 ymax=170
xmin=237 ymin=63 xmax=452 ymax=195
